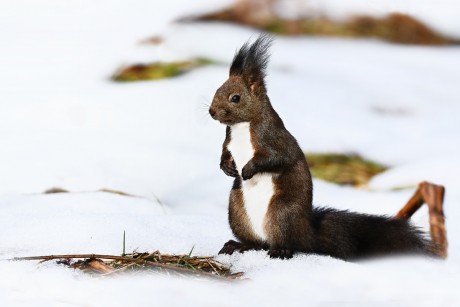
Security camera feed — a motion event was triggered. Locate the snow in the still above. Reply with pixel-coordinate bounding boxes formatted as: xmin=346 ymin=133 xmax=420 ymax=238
xmin=1 ymin=0 xmax=460 ymax=306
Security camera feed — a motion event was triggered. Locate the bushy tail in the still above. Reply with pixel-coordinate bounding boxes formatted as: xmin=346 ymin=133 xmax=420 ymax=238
xmin=311 ymin=207 xmax=436 ymax=260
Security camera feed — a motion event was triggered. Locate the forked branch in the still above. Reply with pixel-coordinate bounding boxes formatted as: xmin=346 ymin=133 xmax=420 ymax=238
xmin=395 ymin=181 xmax=447 ymax=258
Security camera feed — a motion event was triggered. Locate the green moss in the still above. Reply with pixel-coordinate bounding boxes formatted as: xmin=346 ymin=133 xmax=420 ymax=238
xmin=112 ymin=58 xmax=214 ymax=82
xmin=305 ymin=153 xmax=387 ymax=187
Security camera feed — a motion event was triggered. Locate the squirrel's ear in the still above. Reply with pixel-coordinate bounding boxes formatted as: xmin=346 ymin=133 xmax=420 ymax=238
xmin=230 ymin=34 xmax=273 ymax=97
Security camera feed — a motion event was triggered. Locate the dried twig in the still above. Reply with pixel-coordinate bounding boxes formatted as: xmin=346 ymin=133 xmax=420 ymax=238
xmin=395 ymin=181 xmax=448 ymax=258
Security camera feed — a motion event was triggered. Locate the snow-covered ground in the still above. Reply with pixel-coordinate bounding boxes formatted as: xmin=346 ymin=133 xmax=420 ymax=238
xmin=1 ymin=0 xmax=460 ymax=306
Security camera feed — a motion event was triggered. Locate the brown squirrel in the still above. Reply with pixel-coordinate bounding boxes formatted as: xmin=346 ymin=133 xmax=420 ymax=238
xmin=209 ymin=35 xmax=434 ymax=260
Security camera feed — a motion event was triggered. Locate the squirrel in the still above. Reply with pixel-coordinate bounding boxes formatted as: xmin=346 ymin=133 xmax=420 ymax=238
xmin=208 ymin=34 xmax=434 ymax=260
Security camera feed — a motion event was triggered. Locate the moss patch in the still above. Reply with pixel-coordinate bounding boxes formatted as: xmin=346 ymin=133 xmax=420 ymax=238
xmin=305 ymin=153 xmax=387 ymax=186
xmin=112 ymin=58 xmax=214 ymax=82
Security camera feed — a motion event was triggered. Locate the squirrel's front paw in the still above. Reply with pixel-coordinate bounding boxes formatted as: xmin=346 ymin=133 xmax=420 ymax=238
xmin=220 ymin=156 xmax=238 ymax=177
xmin=242 ymin=162 xmax=256 ymax=180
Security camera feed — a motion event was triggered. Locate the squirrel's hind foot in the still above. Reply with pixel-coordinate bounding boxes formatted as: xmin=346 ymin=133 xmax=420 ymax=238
xmin=268 ymin=248 xmax=294 ymax=259
xmin=218 ymin=240 xmax=263 ymax=255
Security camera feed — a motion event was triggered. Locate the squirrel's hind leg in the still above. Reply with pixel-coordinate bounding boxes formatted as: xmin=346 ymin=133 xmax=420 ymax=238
xmin=218 ymin=240 xmax=266 ymax=255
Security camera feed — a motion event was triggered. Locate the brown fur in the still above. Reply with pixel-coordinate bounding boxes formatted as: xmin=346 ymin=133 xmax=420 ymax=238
xmin=210 ymin=35 xmax=314 ymax=258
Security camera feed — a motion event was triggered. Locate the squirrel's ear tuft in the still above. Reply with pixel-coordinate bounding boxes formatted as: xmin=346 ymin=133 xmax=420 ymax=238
xmin=229 ymin=41 xmax=250 ymax=76
xmin=230 ymin=34 xmax=273 ymax=96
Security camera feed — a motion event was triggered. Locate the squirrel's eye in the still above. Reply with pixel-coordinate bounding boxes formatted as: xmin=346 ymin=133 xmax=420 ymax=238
xmin=230 ymin=95 xmax=240 ymax=103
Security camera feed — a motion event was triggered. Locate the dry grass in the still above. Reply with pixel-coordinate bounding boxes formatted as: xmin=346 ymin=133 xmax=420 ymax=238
xmin=43 ymin=187 xmax=146 ymax=198
xmin=44 ymin=187 xmax=69 ymax=194
xmin=189 ymin=6 xmax=458 ymax=46
xmin=112 ymin=58 xmax=214 ymax=82
xmin=14 ymin=251 xmax=243 ymax=281
xmin=306 ymin=153 xmax=387 ymax=186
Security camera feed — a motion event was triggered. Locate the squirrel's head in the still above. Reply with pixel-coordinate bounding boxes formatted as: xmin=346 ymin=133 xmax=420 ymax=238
xmin=209 ymin=34 xmax=273 ymax=125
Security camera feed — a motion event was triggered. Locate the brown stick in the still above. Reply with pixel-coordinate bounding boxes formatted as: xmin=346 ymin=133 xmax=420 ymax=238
xmin=395 ymin=181 xmax=448 ymax=258
xmin=13 ymin=254 xmax=134 ymax=262
xmin=12 ymin=254 xmax=233 ymax=281
xmin=395 ymin=188 xmax=425 ymax=219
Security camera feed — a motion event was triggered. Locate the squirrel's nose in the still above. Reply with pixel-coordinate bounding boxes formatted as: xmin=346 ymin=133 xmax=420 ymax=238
xmin=209 ymin=107 xmax=216 ymax=118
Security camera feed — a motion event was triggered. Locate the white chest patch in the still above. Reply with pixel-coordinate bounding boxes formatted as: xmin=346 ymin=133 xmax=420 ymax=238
xmin=228 ymin=122 xmax=274 ymax=242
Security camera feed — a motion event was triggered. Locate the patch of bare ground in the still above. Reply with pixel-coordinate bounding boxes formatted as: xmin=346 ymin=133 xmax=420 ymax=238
xmin=183 ymin=1 xmax=458 ymax=46
xmin=305 ymin=153 xmax=387 ymax=187
xmin=112 ymin=58 xmax=214 ymax=82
